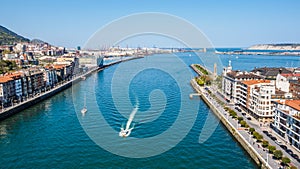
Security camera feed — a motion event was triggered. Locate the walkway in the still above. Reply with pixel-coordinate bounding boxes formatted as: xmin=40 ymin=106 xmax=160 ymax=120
xmin=195 ymin=82 xmax=300 ymax=168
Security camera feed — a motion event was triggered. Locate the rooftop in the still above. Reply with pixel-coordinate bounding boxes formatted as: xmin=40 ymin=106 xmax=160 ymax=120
xmin=242 ymin=79 xmax=271 ymax=86
xmin=227 ymin=71 xmax=262 ymax=79
xmin=252 ymin=67 xmax=292 ymax=77
xmin=0 ymin=76 xmax=13 ymax=83
xmin=281 ymin=73 xmax=300 ymax=78
xmin=276 ymin=100 xmax=300 ymax=112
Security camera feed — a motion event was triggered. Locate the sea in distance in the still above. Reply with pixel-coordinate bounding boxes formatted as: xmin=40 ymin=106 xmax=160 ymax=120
xmin=0 ymin=50 xmax=299 ymax=169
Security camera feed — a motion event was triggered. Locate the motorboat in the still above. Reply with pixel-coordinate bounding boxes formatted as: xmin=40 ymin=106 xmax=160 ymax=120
xmin=81 ymin=107 xmax=87 ymax=114
xmin=81 ymin=94 xmax=87 ymax=114
xmin=119 ymin=127 xmax=133 ymax=137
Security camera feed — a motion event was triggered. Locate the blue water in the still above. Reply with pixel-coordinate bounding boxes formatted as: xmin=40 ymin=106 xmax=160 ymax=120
xmin=0 ymin=51 xmax=299 ymax=168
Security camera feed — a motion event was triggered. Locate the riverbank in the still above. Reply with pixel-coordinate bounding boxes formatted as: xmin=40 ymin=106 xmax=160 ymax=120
xmin=0 ymin=56 xmax=144 ymax=121
xmin=190 ymin=79 xmax=271 ymax=169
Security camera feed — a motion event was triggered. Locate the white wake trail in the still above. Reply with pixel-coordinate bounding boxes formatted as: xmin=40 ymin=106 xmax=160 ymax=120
xmin=119 ymin=101 xmax=139 ymax=137
xmin=126 ymin=106 xmax=138 ymax=130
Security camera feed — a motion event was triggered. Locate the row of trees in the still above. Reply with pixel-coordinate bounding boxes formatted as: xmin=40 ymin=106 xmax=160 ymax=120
xmin=249 ymin=127 xmax=292 ymax=167
xmin=194 ymin=64 xmax=209 ymax=75
xmin=223 ymin=106 xmax=294 ymax=168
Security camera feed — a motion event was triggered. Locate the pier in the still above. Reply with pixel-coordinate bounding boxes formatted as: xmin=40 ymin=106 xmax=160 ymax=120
xmin=189 ymin=93 xmax=201 ymax=99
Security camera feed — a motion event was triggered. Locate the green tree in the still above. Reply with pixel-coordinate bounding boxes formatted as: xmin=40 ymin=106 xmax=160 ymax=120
xmin=262 ymin=140 xmax=269 ymax=148
xmin=290 ymin=166 xmax=297 ymax=169
xmin=249 ymin=128 xmax=255 ymax=134
xmin=268 ymin=145 xmax=276 ymax=154
xmin=256 ymin=134 xmax=263 ymax=142
xmin=229 ymin=110 xmax=237 ymax=118
xmin=273 ymin=150 xmax=283 ymax=159
xmin=237 ymin=117 xmax=243 ymax=122
xmin=281 ymin=157 xmax=291 ymax=166
xmin=240 ymin=120 xmax=246 ymax=127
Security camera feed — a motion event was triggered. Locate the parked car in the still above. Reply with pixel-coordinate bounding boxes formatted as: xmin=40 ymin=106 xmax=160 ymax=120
xmin=291 ymin=154 xmax=299 ymax=160
xmin=262 ymin=130 xmax=268 ymax=135
xmin=280 ymin=145 xmax=287 ymax=150
xmin=266 ymin=133 xmax=272 ymax=137
xmin=271 ymin=136 xmax=277 ymax=141
xmin=275 ymin=140 xmax=282 ymax=145
xmin=247 ymin=117 xmax=252 ymax=120
xmin=242 ymin=113 xmax=246 ymax=116
xmin=286 ymin=149 xmax=293 ymax=155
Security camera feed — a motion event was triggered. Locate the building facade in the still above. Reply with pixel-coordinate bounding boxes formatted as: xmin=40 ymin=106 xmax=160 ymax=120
xmin=222 ymin=61 xmax=262 ymax=104
xmin=272 ymin=100 xmax=300 ymax=152
xmin=239 ymin=80 xmax=275 ymax=123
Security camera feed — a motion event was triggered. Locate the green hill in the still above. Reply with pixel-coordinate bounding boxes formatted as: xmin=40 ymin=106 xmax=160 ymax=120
xmin=0 ymin=25 xmax=30 ymax=45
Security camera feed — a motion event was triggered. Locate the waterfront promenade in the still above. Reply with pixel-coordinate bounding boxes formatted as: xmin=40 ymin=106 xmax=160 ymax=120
xmin=0 ymin=66 xmax=98 ymax=121
xmin=0 ymin=56 xmax=144 ymax=121
xmin=191 ymin=79 xmax=300 ymax=168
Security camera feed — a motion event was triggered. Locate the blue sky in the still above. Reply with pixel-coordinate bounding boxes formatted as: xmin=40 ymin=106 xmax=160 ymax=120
xmin=1 ymin=0 xmax=300 ymax=48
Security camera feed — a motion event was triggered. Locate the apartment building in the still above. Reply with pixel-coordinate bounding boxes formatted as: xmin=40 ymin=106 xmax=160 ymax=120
xmin=272 ymin=100 xmax=300 ymax=151
xmin=0 ymin=76 xmax=15 ymax=105
xmin=222 ymin=61 xmax=262 ymax=104
xmin=239 ymin=80 xmax=275 ymax=123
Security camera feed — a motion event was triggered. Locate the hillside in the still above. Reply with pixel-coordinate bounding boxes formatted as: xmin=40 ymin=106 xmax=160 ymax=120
xmin=31 ymin=38 xmax=46 ymax=45
xmin=248 ymin=44 xmax=300 ymax=50
xmin=0 ymin=25 xmax=30 ymax=45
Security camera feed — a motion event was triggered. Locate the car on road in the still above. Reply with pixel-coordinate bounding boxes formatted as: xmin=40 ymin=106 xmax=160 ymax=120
xmin=242 ymin=113 xmax=246 ymax=116
xmin=286 ymin=149 xmax=293 ymax=155
xmin=262 ymin=130 xmax=268 ymax=135
xmin=247 ymin=117 xmax=252 ymax=120
xmin=266 ymin=133 xmax=272 ymax=137
xmin=291 ymin=153 xmax=299 ymax=160
xmin=280 ymin=145 xmax=287 ymax=150
xmin=275 ymin=140 xmax=282 ymax=145
xmin=270 ymin=136 xmax=277 ymax=141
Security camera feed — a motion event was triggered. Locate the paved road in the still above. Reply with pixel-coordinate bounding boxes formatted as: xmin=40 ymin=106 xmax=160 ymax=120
xmin=201 ymin=86 xmax=300 ymax=169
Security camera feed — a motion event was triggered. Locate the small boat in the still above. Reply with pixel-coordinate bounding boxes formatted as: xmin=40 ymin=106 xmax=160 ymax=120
xmin=119 ymin=127 xmax=133 ymax=137
xmin=81 ymin=94 xmax=87 ymax=114
xmin=81 ymin=107 xmax=87 ymax=114
xmin=81 ymin=76 xmax=86 ymax=80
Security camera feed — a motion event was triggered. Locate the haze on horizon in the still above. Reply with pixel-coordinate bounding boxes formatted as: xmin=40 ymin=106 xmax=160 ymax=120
xmin=1 ymin=0 xmax=300 ymax=48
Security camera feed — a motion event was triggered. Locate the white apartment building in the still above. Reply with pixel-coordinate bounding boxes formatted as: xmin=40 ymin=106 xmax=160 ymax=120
xmin=276 ymin=73 xmax=300 ymax=93
xmin=239 ymin=80 xmax=275 ymax=123
xmin=222 ymin=61 xmax=262 ymax=104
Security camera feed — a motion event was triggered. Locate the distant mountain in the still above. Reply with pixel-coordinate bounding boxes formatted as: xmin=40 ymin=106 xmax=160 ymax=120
xmin=0 ymin=25 xmax=30 ymax=45
xmin=248 ymin=43 xmax=300 ymax=50
xmin=31 ymin=38 xmax=46 ymax=45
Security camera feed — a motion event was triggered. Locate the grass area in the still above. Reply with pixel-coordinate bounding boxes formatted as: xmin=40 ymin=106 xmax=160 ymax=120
xmin=194 ymin=64 xmax=209 ymax=75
